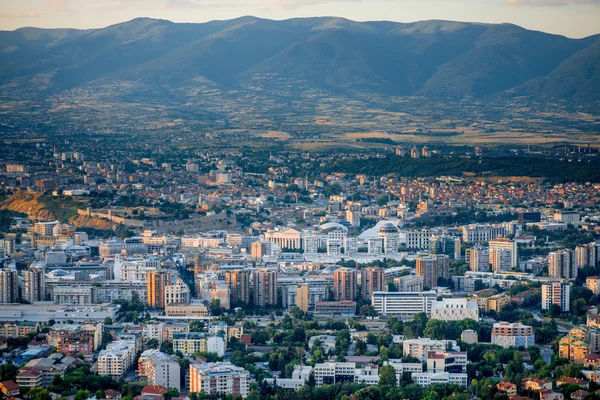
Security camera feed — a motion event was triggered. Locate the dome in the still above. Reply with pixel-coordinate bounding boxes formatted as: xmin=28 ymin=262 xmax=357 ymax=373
xmin=47 ymin=269 xmax=70 ymax=278
xmin=379 ymin=222 xmax=399 ymax=234
xmin=319 ymin=222 xmax=348 ymax=233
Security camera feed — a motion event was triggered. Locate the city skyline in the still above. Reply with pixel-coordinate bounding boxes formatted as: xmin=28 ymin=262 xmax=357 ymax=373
xmin=0 ymin=0 xmax=599 ymax=38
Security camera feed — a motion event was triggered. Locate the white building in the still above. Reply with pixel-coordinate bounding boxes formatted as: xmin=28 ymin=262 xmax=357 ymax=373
xmin=489 ymin=238 xmax=518 ymax=269
xmin=138 ymin=350 xmax=180 ymax=390
xmin=402 ymin=338 xmax=459 ymax=362
xmin=165 ymin=279 xmax=190 ymax=305
xmin=393 ymin=275 xmax=424 ymax=292
xmin=542 ymin=281 xmax=571 ymax=312
xmin=383 ymin=360 xmax=423 ymax=383
xmin=491 ymin=322 xmax=535 ymax=348
xmin=98 ymin=339 xmax=136 ymax=378
xmin=412 ymin=372 xmax=468 ymax=387
xmin=548 ymin=250 xmax=576 ymax=280
xmin=173 ymin=332 xmax=225 ymax=356
xmin=189 ymin=362 xmax=250 ymax=398
xmin=430 ymin=298 xmax=479 ymax=321
xmin=372 ymin=291 xmax=436 ymax=318
xmin=52 ymin=286 xmax=97 ymax=305
xmin=461 ymin=224 xmax=506 ymax=243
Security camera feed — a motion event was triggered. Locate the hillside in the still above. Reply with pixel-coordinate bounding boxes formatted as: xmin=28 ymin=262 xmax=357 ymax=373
xmin=0 ymin=17 xmax=598 ymax=104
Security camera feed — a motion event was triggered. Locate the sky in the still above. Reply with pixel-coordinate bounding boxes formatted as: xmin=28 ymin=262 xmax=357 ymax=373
xmin=0 ymin=0 xmax=599 ymax=38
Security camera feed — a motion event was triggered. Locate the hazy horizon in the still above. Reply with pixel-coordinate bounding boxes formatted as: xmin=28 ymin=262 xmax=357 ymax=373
xmin=1 ymin=0 xmax=599 ymax=38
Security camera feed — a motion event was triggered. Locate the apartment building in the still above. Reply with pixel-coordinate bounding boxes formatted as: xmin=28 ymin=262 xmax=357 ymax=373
xmin=491 ymin=322 xmax=535 ymax=348
xmin=138 ymin=350 xmax=181 ymax=390
xmin=98 ymin=339 xmax=136 ymax=378
xmin=189 ymin=362 xmax=250 ymax=398
xmin=402 ymin=338 xmax=459 ymax=362
xmin=172 ymin=332 xmax=225 ymax=356
xmin=542 ymin=281 xmax=571 ymax=312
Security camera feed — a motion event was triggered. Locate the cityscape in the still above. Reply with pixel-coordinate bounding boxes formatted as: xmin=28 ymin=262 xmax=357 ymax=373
xmin=0 ymin=2 xmax=599 ymax=400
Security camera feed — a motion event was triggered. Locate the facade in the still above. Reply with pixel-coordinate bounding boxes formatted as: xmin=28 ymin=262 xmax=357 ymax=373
xmin=165 ymin=302 xmax=209 ymax=317
xmin=488 ymin=238 xmax=518 ymax=269
xmin=461 ymin=224 xmax=506 ymax=243
xmin=333 ymin=268 xmax=358 ymax=301
xmin=252 ymin=269 xmax=278 ymax=307
xmin=372 ymin=291 xmax=436 ymax=318
xmin=542 ymin=281 xmax=571 ymax=312
xmin=412 ymin=372 xmax=468 ymax=387
xmin=296 ymin=285 xmax=310 ymax=312
xmin=52 ymin=286 xmax=97 ymax=305
xmin=393 ymin=275 xmax=424 ymax=292
xmin=403 ymin=338 xmax=458 ymax=361
xmin=491 ymin=248 xmax=513 ymax=273
xmin=98 ymin=339 xmax=137 ymax=378
xmin=576 ymin=243 xmax=599 ymax=268
xmin=147 ymin=270 xmax=171 ymax=308
xmin=471 ymin=293 xmax=511 ymax=312
xmin=225 ymin=270 xmax=250 ymax=306
xmin=189 ymin=362 xmax=250 ymax=398
xmin=470 ymin=246 xmax=489 ymax=272
xmin=24 ymin=266 xmax=45 ymax=303
xmin=314 ymin=300 xmax=357 ymax=315
xmin=587 ymin=276 xmax=600 ymax=295
xmin=313 ymin=362 xmax=356 ymax=387
xmin=173 ymin=332 xmax=225 ymax=356
xmin=165 ymin=279 xmax=190 ymax=305
xmin=416 ymin=256 xmax=438 ymax=288
xmin=491 ymin=322 xmax=535 ymax=348
xmin=264 ymin=228 xmax=302 ymax=250
xmin=430 ymin=298 xmax=479 ymax=321
xmin=0 ymin=268 xmax=18 ymax=304
xmin=548 ymin=250 xmax=576 ymax=280
xmin=138 ymin=350 xmax=181 ymax=390
xmin=360 ymin=268 xmax=385 ymax=301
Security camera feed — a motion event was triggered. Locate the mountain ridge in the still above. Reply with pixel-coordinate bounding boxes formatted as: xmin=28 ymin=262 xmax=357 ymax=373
xmin=0 ymin=16 xmax=598 ymax=105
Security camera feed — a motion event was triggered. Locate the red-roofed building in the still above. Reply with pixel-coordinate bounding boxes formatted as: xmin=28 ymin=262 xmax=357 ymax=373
xmin=0 ymin=380 xmax=19 ymax=396
xmin=523 ymin=378 xmax=552 ymax=392
xmin=571 ymin=390 xmax=589 ymax=400
xmin=585 ymin=353 xmax=600 ymax=370
xmin=509 ymin=396 xmax=532 ymax=400
xmin=141 ymin=385 xmax=167 ymax=397
xmin=104 ymin=389 xmax=122 ymax=399
xmin=540 ymin=389 xmax=563 ymax=400
xmin=556 ymin=377 xmax=588 ymax=389
xmin=497 ymin=381 xmax=517 ymax=396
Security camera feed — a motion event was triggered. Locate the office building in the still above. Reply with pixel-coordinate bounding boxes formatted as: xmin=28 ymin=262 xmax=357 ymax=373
xmin=252 ymin=269 xmax=277 ymax=307
xmin=360 ymin=268 xmax=385 ymax=301
xmin=403 ymin=338 xmax=459 ymax=361
xmin=333 ymin=268 xmax=357 ymax=301
xmin=372 ymin=291 xmax=436 ymax=318
xmin=491 ymin=322 xmax=535 ymax=348
xmin=461 ymin=224 xmax=506 ymax=243
xmin=314 ymin=300 xmax=357 ymax=315
xmin=189 ymin=362 xmax=250 ymax=398
xmin=313 ymin=362 xmax=356 ymax=386
xmin=225 ymin=270 xmax=250 ymax=306
xmin=542 ymin=281 xmax=571 ymax=312
xmin=430 ymin=298 xmax=479 ymax=321
xmin=52 ymin=286 xmax=97 ymax=305
xmin=165 ymin=279 xmax=190 ymax=305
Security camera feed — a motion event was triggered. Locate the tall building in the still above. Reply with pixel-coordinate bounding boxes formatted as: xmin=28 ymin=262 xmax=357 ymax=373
xmin=189 ymin=362 xmax=250 ymax=398
xmin=252 ymin=269 xmax=278 ymax=307
xmin=296 ymin=285 xmax=310 ymax=312
xmin=430 ymin=236 xmax=461 ymax=259
xmin=165 ymin=279 xmax=190 ymax=305
xmin=147 ymin=270 xmax=171 ymax=308
xmin=542 ymin=281 xmax=571 ymax=312
xmin=346 ymin=210 xmax=361 ymax=227
xmin=0 ymin=268 xmax=18 ymax=304
xmin=24 ymin=265 xmax=45 ymax=303
xmin=138 ymin=350 xmax=181 ymax=390
xmin=491 ymin=248 xmax=513 ymax=273
xmin=378 ymin=223 xmax=399 ymax=254
xmin=576 ymin=243 xmax=599 ymax=268
xmin=488 ymin=238 xmax=518 ymax=269
xmin=416 ymin=256 xmax=438 ymax=288
xmin=587 ymin=276 xmax=600 ymax=295
xmin=469 ymin=246 xmax=489 ymax=272
xmin=333 ymin=268 xmax=357 ymax=301
xmin=548 ymin=249 xmax=576 ymax=280
xmin=225 ymin=270 xmax=250 ymax=306
xmin=360 ymin=268 xmax=385 ymax=301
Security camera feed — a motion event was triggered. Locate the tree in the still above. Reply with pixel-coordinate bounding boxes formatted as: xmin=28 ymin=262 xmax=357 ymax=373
xmin=424 ymin=320 xmax=448 ymax=340
xmin=104 ymin=317 xmax=113 ymax=325
xmin=289 ymin=306 xmax=305 ymax=320
xmin=75 ymin=390 xmax=91 ymax=400
xmin=379 ymin=365 xmax=397 ymax=387
xmin=29 ymin=387 xmax=52 ymax=400
xmin=359 ymin=305 xmax=377 ymax=317
xmin=96 ymin=390 xmax=105 ymax=399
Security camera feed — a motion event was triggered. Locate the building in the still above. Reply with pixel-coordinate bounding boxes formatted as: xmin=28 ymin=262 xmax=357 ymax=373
xmin=189 ymin=362 xmax=250 ymax=398
xmin=173 ymin=332 xmax=225 ymax=356
xmin=461 ymin=330 xmax=478 ymax=344
xmin=138 ymin=350 xmax=181 ymax=390
xmin=333 ymin=268 xmax=357 ymax=301
xmin=461 ymin=224 xmax=506 ymax=243
xmin=314 ymin=300 xmax=356 ymax=315
xmin=393 ymin=275 xmax=424 ymax=292
xmin=491 ymin=322 xmax=535 ymax=348
xmin=313 ymin=362 xmax=356 ymax=386
xmin=426 ymin=351 xmax=467 ymax=373
xmin=559 ymin=336 xmax=589 ymax=363
xmin=489 ymin=238 xmax=518 ymax=269
xmin=542 ymin=281 xmax=571 ymax=312
xmin=0 ymin=268 xmax=18 ymax=304
xmin=24 ymin=266 xmax=45 ymax=303
xmin=577 ymin=243 xmax=599 ymax=268
xmin=252 ymin=269 xmax=277 ymax=307
xmin=406 ymin=229 xmax=431 ymax=250
xmin=372 ymin=291 xmax=436 ymax=318
xmin=430 ymin=298 xmax=479 ymax=321
xmin=430 ymin=235 xmax=461 ymax=259
xmin=0 ymin=303 xmax=118 ymax=323
xmin=52 ymin=286 xmax=97 ymax=305
xmin=296 ymin=285 xmax=310 ymax=312
xmin=403 ymin=338 xmax=459 ymax=362
xmin=165 ymin=302 xmax=209 ymax=317
xmin=471 ymin=293 xmax=511 ymax=312
xmin=587 ymin=276 xmax=600 ymax=295
xmin=165 ymin=279 xmax=190 ymax=305
xmin=263 ymin=228 xmax=302 ymax=250
xmin=548 ymin=250 xmax=576 ymax=280
xmin=98 ymin=339 xmax=137 ymax=378
xmin=416 ymin=256 xmax=439 ymax=288
xmin=470 ymin=246 xmax=489 ymax=272
xmin=554 ymin=211 xmax=579 ymax=224
xmin=147 ymin=270 xmax=171 ymax=308
xmin=225 ymin=270 xmax=250 ymax=306
xmin=0 ymin=322 xmax=39 ymax=338
xmin=360 ymin=268 xmax=385 ymax=301
xmin=378 ymin=223 xmax=400 ymax=253
xmin=491 ymin=248 xmax=513 ymax=273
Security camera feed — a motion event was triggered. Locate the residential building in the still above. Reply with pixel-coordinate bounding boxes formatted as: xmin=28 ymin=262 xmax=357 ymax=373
xmin=542 ymin=281 xmax=571 ymax=312
xmin=24 ymin=266 xmax=45 ymax=303
xmin=402 ymin=338 xmax=459 ymax=361
xmin=491 ymin=322 xmax=535 ymax=348
xmin=360 ymin=268 xmax=385 ymax=301
xmin=165 ymin=302 xmax=209 ymax=317
xmin=559 ymin=336 xmax=589 ymax=363
xmin=393 ymin=275 xmax=424 ymax=292
xmin=470 ymin=246 xmax=489 ymax=272
xmin=225 ymin=270 xmax=250 ymax=306
xmin=252 ymin=269 xmax=277 ymax=307
xmin=138 ymin=350 xmax=181 ymax=390
xmin=489 ymin=238 xmax=518 ymax=269
xmin=426 ymin=351 xmax=468 ymax=373
xmin=416 ymin=256 xmax=438 ymax=288
xmin=577 ymin=243 xmax=599 ymax=268
xmin=548 ymin=250 xmax=576 ymax=280
xmin=587 ymin=276 xmax=600 ymax=295
xmin=0 ymin=268 xmax=18 ymax=304
xmin=165 ymin=279 xmax=190 ymax=305
xmin=98 ymin=339 xmax=137 ymax=378
xmin=471 ymin=293 xmax=511 ymax=312
xmin=189 ymin=362 xmax=250 ymax=398
xmin=333 ymin=268 xmax=357 ymax=301
xmin=172 ymin=332 xmax=225 ymax=357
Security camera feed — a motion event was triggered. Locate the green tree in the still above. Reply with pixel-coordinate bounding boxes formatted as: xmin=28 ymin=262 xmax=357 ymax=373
xmin=379 ymin=364 xmax=397 ymax=387
xmin=29 ymin=387 xmax=52 ymax=400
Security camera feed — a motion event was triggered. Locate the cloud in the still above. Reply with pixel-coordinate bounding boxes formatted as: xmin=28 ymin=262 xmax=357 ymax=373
xmin=0 ymin=12 xmax=39 ymax=19
xmin=260 ymin=0 xmax=362 ymax=10
xmin=507 ymin=0 xmax=600 ymax=5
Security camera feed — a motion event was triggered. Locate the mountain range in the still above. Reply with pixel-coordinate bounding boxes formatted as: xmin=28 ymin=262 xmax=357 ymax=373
xmin=0 ymin=16 xmax=598 ymax=104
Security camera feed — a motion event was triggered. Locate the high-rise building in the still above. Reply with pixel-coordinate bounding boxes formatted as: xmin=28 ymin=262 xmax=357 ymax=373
xmin=147 ymin=270 xmax=171 ymax=308
xmin=430 ymin=236 xmax=461 ymax=260
xmin=576 ymin=243 xmax=599 ymax=268
xmin=469 ymin=246 xmax=489 ymax=272
xmin=138 ymin=350 xmax=181 ymax=390
xmin=548 ymin=249 xmax=576 ymax=279
xmin=0 ymin=268 xmax=18 ymax=303
xmin=542 ymin=281 xmax=571 ymax=312
xmin=346 ymin=210 xmax=361 ymax=227
xmin=252 ymin=269 xmax=277 ymax=307
xmin=360 ymin=268 xmax=385 ymax=301
xmin=416 ymin=256 xmax=438 ymax=288
xmin=587 ymin=276 xmax=600 ymax=295
xmin=488 ymin=238 xmax=518 ymax=269
xmin=296 ymin=285 xmax=310 ymax=312
xmin=378 ymin=223 xmax=399 ymax=254
xmin=226 ymin=270 xmax=250 ymax=306
xmin=491 ymin=248 xmax=513 ymax=273
xmin=24 ymin=265 xmax=45 ymax=303
xmin=333 ymin=268 xmax=357 ymax=301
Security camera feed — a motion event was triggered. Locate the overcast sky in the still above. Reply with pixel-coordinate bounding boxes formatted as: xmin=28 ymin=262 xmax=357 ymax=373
xmin=1 ymin=0 xmax=599 ymax=38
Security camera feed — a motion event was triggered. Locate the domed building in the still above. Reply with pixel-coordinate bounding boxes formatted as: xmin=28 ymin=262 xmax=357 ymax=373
xmin=378 ymin=222 xmax=400 ymax=254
